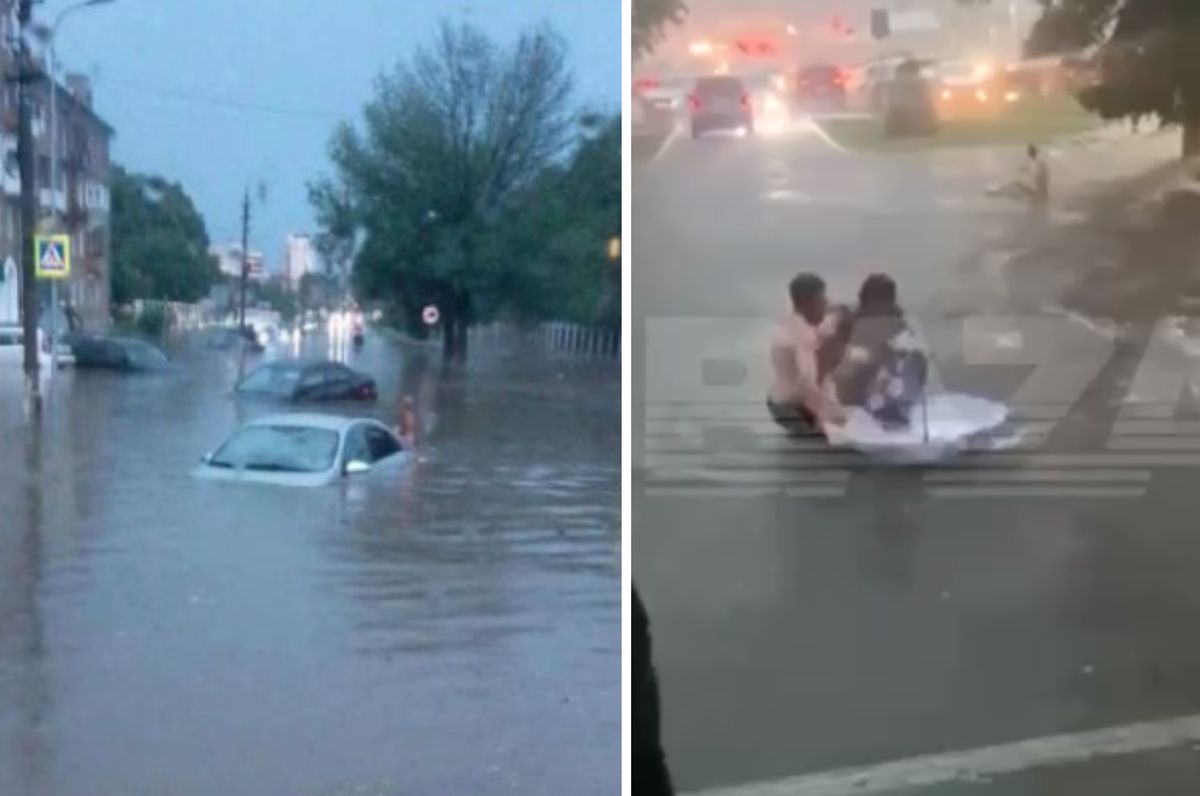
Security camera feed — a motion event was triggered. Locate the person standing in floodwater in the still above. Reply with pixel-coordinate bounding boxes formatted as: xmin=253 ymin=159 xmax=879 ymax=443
xmin=396 ymin=395 xmax=420 ymax=450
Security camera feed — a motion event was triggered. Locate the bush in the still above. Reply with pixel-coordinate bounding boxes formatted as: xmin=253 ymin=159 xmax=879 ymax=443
xmin=136 ymin=303 xmax=169 ymax=338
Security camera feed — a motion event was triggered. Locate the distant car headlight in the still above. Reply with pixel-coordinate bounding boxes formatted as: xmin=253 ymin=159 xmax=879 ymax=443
xmin=975 ymin=88 xmax=989 ymax=103
xmin=1004 ymin=90 xmax=1020 ymax=103
xmin=941 ymin=89 xmax=953 ymax=100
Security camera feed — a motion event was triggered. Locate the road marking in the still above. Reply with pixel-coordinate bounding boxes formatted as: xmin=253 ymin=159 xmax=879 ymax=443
xmin=651 ymin=127 xmax=682 ymax=164
xmin=803 ymin=118 xmax=850 ymax=155
xmin=683 ymin=712 xmax=1200 ymax=796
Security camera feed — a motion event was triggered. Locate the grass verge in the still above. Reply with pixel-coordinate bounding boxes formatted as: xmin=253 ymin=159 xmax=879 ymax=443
xmin=819 ymin=98 xmax=1102 ymax=153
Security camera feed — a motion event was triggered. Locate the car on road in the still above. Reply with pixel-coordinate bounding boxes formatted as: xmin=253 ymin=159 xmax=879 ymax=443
xmin=935 ymin=61 xmax=1017 ymax=118
xmin=688 ymin=75 xmax=754 ymax=138
xmin=0 ymin=324 xmax=73 ymax=369
xmin=71 ymin=335 xmax=170 ymax=372
xmin=194 ymin=413 xmax=408 ymax=487
xmin=235 ymin=360 xmax=378 ymax=403
xmin=793 ymin=64 xmax=848 ymax=110
xmin=205 ymin=325 xmax=266 ymax=353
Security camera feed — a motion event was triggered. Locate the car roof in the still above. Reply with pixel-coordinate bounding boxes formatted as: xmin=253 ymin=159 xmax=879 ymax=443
xmin=261 ymin=358 xmax=348 ymax=369
xmin=244 ymin=413 xmax=377 ymax=433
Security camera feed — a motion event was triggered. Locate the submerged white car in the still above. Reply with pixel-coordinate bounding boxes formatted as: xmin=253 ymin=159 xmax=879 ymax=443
xmin=194 ymin=413 xmax=408 ymax=487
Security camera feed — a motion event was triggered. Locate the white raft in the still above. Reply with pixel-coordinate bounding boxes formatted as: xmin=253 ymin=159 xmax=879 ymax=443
xmin=824 ymin=393 xmax=1010 ymax=464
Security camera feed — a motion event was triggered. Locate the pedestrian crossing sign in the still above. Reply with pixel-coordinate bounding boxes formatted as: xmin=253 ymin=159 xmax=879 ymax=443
xmin=35 ymin=235 xmax=71 ymax=280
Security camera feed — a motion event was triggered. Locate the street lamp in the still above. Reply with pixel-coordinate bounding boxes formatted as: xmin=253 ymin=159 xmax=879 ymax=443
xmin=31 ymin=0 xmax=115 ymax=373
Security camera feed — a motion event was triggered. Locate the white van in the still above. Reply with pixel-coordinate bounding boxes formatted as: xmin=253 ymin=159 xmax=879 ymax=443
xmin=0 ymin=324 xmax=73 ymax=369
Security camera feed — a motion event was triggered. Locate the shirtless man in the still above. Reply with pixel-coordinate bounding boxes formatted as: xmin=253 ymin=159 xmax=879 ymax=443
xmin=767 ymin=273 xmax=846 ymax=436
xmin=395 ymin=395 xmax=420 ymax=450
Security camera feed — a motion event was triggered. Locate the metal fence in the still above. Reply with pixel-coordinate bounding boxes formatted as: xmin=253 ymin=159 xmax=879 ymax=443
xmin=529 ymin=321 xmax=620 ymax=358
xmin=460 ymin=321 xmax=620 ymax=359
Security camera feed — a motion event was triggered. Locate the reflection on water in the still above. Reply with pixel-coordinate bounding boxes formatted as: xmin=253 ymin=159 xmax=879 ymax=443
xmin=0 ymin=332 xmax=619 ymax=796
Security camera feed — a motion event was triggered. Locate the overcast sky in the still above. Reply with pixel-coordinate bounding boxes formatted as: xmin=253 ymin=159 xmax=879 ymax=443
xmin=49 ymin=0 xmax=620 ymax=268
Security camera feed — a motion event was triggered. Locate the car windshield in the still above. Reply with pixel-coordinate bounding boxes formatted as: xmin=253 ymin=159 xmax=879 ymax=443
xmin=800 ymin=65 xmax=839 ymax=81
xmin=208 ymin=425 xmax=340 ymax=473
xmin=694 ymin=77 xmax=744 ymax=98
xmin=124 ymin=341 xmax=167 ymax=369
xmin=238 ymin=364 xmax=304 ymax=396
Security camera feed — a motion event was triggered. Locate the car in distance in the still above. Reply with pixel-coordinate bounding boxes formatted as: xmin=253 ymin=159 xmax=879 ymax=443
xmin=688 ymin=75 xmax=754 ymax=138
xmin=72 ymin=335 xmax=171 ymax=372
xmin=194 ymin=413 xmax=408 ymax=487
xmin=0 ymin=324 xmax=72 ymax=369
xmin=794 ymin=64 xmax=848 ymax=110
xmin=235 ymin=360 xmax=378 ymax=403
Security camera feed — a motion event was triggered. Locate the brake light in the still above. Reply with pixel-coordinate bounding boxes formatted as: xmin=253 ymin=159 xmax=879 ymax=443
xmin=688 ymin=94 xmax=702 ymax=110
xmin=740 ymin=94 xmax=751 ymax=108
xmin=833 ymin=69 xmax=847 ymax=86
xmin=356 ymin=382 xmax=377 ymax=400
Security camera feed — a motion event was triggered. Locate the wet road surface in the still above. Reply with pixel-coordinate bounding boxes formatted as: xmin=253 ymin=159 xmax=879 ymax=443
xmin=632 ymin=118 xmax=1200 ymax=793
xmin=1 ymin=330 xmax=619 ymax=795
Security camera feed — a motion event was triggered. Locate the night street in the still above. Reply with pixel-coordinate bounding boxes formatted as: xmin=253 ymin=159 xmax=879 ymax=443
xmin=632 ymin=114 xmax=1200 ymax=794
xmin=0 ymin=332 xmax=620 ymax=796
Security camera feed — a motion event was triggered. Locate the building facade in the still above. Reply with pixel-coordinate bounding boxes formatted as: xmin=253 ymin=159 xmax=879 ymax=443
xmin=281 ymin=233 xmax=317 ymax=290
xmin=210 ymin=243 xmax=266 ymax=283
xmin=0 ymin=13 xmax=114 ymax=332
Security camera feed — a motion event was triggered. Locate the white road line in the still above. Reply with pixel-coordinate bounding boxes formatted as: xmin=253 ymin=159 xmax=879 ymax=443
xmin=651 ymin=127 xmax=682 ymax=164
xmin=929 ymin=486 xmax=1146 ymax=499
xmin=684 ymin=712 xmax=1200 ymax=796
xmin=924 ymin=469 xmax=1151 ymax=483
xmin=804 ymin=118 xmax=850 ymax=155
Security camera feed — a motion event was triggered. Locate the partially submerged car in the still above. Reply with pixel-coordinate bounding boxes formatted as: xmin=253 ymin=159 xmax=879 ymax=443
xmin=194 ymin=413 xmax=408 ymax=487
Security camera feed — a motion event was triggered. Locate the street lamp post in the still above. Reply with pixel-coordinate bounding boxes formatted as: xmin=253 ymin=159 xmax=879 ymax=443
xmin=36 ymin=0 xmax=114 ymax=376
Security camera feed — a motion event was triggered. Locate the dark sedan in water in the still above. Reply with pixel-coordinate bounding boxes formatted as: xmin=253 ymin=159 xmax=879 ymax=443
xmin=72 ymin=335 xmax=172 ymax=372
xmin=235 ymin=360 xmax=378 ymax=403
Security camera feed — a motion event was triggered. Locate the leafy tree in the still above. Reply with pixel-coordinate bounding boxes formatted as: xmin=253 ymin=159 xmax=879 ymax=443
xmin=493 ymin=115 xmax=620 ymax=328
xmin=1027 ymin=0 xmax=1200 ymax=157
xmin=110 ymin=165 xmax=218 ymax=304
xmin=633 ymin=0 xmax=687 ymax=59
xmin=311 ymin=20 xmax=575 ymax=362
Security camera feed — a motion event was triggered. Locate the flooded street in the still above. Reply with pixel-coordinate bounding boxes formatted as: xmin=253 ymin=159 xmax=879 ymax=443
xmin=0 ymin=331 xmax=620 ymax=796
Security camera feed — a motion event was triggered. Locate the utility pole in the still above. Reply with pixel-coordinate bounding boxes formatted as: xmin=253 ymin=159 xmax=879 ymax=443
xmin=238 ymin=186 xmax=249 ymax=330
xmin=236 ymin=187 xmax=250 ymax=379
xmin=16 ymin=0 xmax=40 ymax=409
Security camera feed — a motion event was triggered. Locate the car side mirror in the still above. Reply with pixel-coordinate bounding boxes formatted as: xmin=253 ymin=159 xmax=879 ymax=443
xmin=344 ymin=460 xmax=371 ymax=476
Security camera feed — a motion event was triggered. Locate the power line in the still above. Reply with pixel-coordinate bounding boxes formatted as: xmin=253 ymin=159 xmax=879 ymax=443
xmin=92 ymin=74 xmax=345 ymax=119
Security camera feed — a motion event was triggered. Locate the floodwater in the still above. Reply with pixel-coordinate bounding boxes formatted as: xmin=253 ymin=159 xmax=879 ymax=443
xmin=0 ymin=329 xmax=620 ymax=796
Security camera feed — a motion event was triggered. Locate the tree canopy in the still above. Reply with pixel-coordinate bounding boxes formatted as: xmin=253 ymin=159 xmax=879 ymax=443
xmin=311 ymin=20 xmax=618 ymax=361
xmin=492 ymin=114 xmax=620 ymax=329
xmin=633 ymin=0 xmax=687 ymax=59
xmin=110 ymin=165 xmax=218 ymax=304
xmin=1027 ymin=0 xmax=1200 ymax=156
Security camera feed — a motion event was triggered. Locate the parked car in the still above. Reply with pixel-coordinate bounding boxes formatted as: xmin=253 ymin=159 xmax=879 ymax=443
xmin=688 ymin=75 xmax=754 ymax=138
xmin=794 ymin=64 xmax=848 ymax=110
xmin=235 ymin=360 xmax=378 ymax=403
xmin=2 ymin=324 xmax=74 ymax=369
xmin=194 ymin=413 xmax=408 ymax=487
xmin=204 ymin=325 xmax=265 ymax=352
xmin=72 ymin=335 xmax=171 ymax=372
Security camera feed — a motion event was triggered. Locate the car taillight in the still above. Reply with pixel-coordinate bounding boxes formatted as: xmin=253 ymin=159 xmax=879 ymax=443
xmin=688 ymin=94 xmax=701 ymax=110
xmin=357 ymin=382 xmax=377 ymax=400
xmin=740 ymin=94 xmax=751 ymax=108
